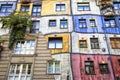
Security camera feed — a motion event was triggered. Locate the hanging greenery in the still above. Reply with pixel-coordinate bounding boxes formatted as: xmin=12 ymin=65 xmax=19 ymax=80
xmin=0 ymin=12 xmax=33 ymax=49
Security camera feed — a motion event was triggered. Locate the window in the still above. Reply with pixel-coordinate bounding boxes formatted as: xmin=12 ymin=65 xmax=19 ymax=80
xmin=104 ymin=19 xmax=116 ymax=27
xmin=47 ymin=61 xmax=60 ymax=74
xmin=77 ymin=3 xmax=90 ymax=11
xmin=79 ymin=40 xmax=87 ymax=48
xmin=90 ymin=38 xmax=99 ymax=49
xmin=116 ymin=77 xmax=120 ymax=80
xmin=99 ymin=63 xmax=109 ymax=74
xmin=32 ymin=5 xmax=41 ymax=17
xmin=90 ymin=19 xmax=96 ymax=27
xmin=85 ymin=61 xmax=95 ymax=75
xmin=30 ymin=21 xmax=40 ymax=33
xmin=8 ymin=64 xmax=32 ymax=80
xmin=48 ymin=37 xmax=62 ymax=49
xmin=79 ymin=19 xmax=87 ymax=28
xmin=60 ymin=19 xmax=68 ymax=29
xmin=56 ymin=4 xmax=66 ymax=11
xmin=14 ymin=40 xmax=35 ymax=54
xmin=113 ymin=2 xmax=120 ymax=10
xmin=49 ymin=20 xmax=56 ymax=27
xmin=110 ymin=38 xmax=120 ymax=49
xmin=0 ymin=4 xmax=12 ymax=13
xmin=118 ymin=60 xmax=120 ymax=66
xmin=21 ymin=5 xmax=29 ymax=12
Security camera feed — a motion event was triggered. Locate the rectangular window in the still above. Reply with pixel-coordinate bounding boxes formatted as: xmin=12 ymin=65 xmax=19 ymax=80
xmin=104 ymin=19 xmax=116 ymax=27
xmin=49 ymin=20 xmax=56 ymax=27
xmin=30 ymin=21 xmax=40 ymax=33
xmin=110 ymin=38 xmax=120 ymax=49
xmin=21 ymin=5 xmax=29 ymax=12
xmin=90 ymin=19 xmax=96 ymax=27
xmin=113 ymin=2 xmax=120 ymax=10
xmin=85 ymin=61 xmax=95 ymax=75
xmin=79 ymin=40 xmax=87 ymax=48
xmin=0 ymin=4 xmax=12 ymax=13
xmin=56 ymin=4 xmax=66 ymax=11
xmin=48 ymin=37 xmax=62 ymax=49
xmin=77 ymin=3 xmax=90 ymax=11
xmin=90 ymin=38 xmax=99 ymax=49
xmin=79 ymin=19 xmax=87 ymax=28
xmin=14 ymin=40 xmax=35 ymax=54
xmin=60 ymin=19 xmax=68 ymax=29
xmin=99 ymin=63 xmax=109 ymax=74
xmin=47 ymin=61 xmax=60 ymax=74
xmin=118 ymin=60 xmax=120 ymax=66
xmin=32 ymin=5 xmax=41 ymax=17
xmin=8 ymin=64 xmax=32 ymax=80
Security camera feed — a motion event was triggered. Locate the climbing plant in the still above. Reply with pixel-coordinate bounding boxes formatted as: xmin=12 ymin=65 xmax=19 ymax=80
xmin=0 ymin=12 xmax=33 ymax=49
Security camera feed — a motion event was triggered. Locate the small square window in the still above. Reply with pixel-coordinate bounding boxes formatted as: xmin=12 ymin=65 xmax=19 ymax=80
xmin=48 ymin=37 xmax=62 ymax=49
xmin=85 ymin=61 xmax=95 ymax=75
xmin=0 ymin=4 xmax=13 ymax=13
xmin=113 ymin=2 xmax=120 ymax=10
xmin=77 ymin=3 xmax=90 ymax=11
xmin=21 ymin=5 xmax=29 ymax=12
xmin=49 ymin=20 xmax=56 ymax=27
xmin=30 ymin=21 xmax=40 ymax=33
xmin=79 ymin=40 xmax=87 ymax=48
xmin=56 ymin=4 xmax=66 ymax=11
xmin=79 ymin=19 xmax=87 ymax=28
xmin=110 ymin=38 xmax=120 ymax=49
xmin=99 ymin=63 xmax=109 ymax=74
xmin=60 ymin=19 xmax=68 ymax=29
xmin=104 ymin=19 xmax=116 ymax=27
xmin=90 ymin=38 xmax=99 ymax=49
xmin=90 ymin=19 xmax=96 ymax=27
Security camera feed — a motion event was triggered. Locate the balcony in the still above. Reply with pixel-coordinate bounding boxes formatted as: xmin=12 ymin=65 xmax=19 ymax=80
xmin=19 ymin=0 xmax=31 ymax=3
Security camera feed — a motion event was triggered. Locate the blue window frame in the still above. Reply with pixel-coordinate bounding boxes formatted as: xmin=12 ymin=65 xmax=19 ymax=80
xmin=60 ymin=19 xmax=68 ymax=29
xmin=104 ymin=19 xmax=116 ymax=27
xmin=49 ymin=20 xmax=56 ymax=27
xmin=113 ymin=2 xmax=120 ymax=10
xmin=79 ymin=19 xmax=87 ymax=28
xmin=32 ymin=5 xmax=41 ymax=17
xmin=0 ymin=4 xmax=12 ymax=13
xmin=56 ymin=4 xmax=66 ymax=11
xmin=21 ymin=5 xmax=29 ymax=12
xmin=77 ymin=3 xmax=90 ymax=11
xmin=30 ymin=21 xmax=40 ymax=33
xmin=90 ymin=19 xmax=96 ymax=27
xmin=48 ymin=38 xmax=62 ymax=49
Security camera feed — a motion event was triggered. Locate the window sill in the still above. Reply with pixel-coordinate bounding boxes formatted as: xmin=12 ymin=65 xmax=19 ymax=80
xmin=47 ymin=73 xmax=61 ymax=75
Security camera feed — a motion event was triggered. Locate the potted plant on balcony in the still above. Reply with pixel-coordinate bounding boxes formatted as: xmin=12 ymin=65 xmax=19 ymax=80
xmin=0 ymin=12 xmax=33 ymax=49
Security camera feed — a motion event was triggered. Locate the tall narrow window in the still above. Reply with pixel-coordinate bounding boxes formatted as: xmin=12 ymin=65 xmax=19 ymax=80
xmin=90 ymin=19 xmax=96 ymax=27
xmin=8 ymin=64 xmax=32 ymax=80
xmin=118 ymin=59 xmax=120 ymax=66
xmin=48 ymin=37 xmax=62 ymax=49
xmin=0 ymin=4 xmax=12 ymax=13
xmin=21 ymin=5 xmax=29 ymax=12
xmin=47 ymin=61 xmax=60 ymax=74
xmin=90 ymin=38 xmax=99 ymax=49
xmin=79 ymin=19 xmax=87 ymax=28
xmin=30 ymin=21 xmax=40 ymax=33
xmin=110 ymin=38 xmax=120 ymax=49
xmin=32 ymin=5 xmax=41 ymax=17
xmin=85 ymin=61 xmax=95 ymax=75
xmin=104 ymin=19 xmax=116 ymax=27
xmin=79 ymin=40 xmax=87 ymax=48
xmin=60 ymin=19 xmax=68 ymax=29
xmin=49 ymin=20 xmax=56 ymax=27
xmin=99 ymin=63 xmax=109 ymax=74
xmin=77 ymin=3 xmax=90 ymax=11
xmin=14 ymin=40 xmax=35 ymax=54
xmin=56 ymin=4 xmax=66 ymax=11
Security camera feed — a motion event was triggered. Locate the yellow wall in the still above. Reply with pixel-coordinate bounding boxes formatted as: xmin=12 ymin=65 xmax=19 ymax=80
xmin=46 ymin=34 xmax=70 ymax=54
xmin=16 ymin=3 xmax=33 ymax=16
xmin=41 ymin=0 xmax=70 ymax=16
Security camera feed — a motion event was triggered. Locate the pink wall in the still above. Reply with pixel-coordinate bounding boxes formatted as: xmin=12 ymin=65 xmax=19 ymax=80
xmin=72 ymin=54 xmax=114 ymax=80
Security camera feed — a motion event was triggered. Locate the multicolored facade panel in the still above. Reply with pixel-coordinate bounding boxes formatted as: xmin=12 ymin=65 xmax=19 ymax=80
xmin=40 ymin=16 xmax=73 ymax=34
xmin=72 ymin=0 xmax=100 ymax=15
xmin=41 ymin=0 xmax=70 ymax=16
xmin=72 ymin=32 xmax=108 ymax=54
xmin=45 ymin=33 xmax=70 ymax=54
xmin=72 ymin=54 xmax=114 ymax=80
xmin=0 ymin=1 xmax=16 ymax=17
